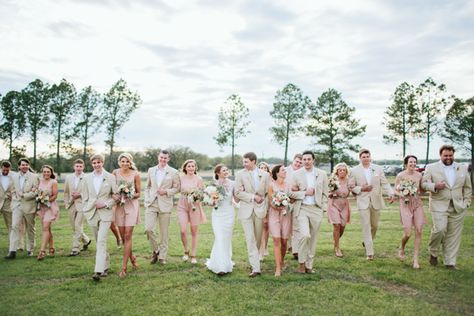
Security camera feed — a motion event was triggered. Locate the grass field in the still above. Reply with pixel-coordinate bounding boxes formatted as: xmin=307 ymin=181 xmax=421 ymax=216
xmin=0 ymin=183 xmax=473 ymax=315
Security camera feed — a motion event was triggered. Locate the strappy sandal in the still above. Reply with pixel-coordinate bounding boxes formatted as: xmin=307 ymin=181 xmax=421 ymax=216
xmin=119 ymin=268 xmax=127 ymax=279
xmin=37 ymin=250 xmax=46 ymax=261
xmin=182 ymin=250 xmax=190 ymax=262
xmin=131 ymin=255 xmax=138 ymax=270
xmin=49 ymin=248 xmax=55 ymax=256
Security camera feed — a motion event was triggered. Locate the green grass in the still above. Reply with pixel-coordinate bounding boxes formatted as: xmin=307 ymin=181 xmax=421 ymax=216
xmin=0 ymin=190 xmax=473 ymax=315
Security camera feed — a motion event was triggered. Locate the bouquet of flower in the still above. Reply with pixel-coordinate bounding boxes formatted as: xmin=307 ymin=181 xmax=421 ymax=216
xmin=185 ymin=188 xmax=204 ymax=211
xmin=203 ymin=184 xmax=226 ymax=210
xmin=118 ymin=181 xmax=136 ymax=206
xmin=272 ymin=191 xmax=291 ymax=215
xmin=398 ymin=179 xmax=418 ymax=204
xmin=35 ymin=189 xmax=50 ymax=211
xmin=328 ymin=174 xmax=340 ymax=193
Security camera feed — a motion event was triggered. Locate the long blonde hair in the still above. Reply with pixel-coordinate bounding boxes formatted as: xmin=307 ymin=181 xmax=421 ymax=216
xmin=118 ymin=152 xmax=137 ymax=170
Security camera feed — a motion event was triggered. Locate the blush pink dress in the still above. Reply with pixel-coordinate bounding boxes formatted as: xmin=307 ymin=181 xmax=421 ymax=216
xmin=114 ymin=169 xmax=140 ymax=227
xmin=268 ymin=181 xmax=292 ymax=239
xmin=396 ymin=171 xmax=426 ymax=230
xmin=37 ymin=179 xmax=59 ymax=223
xmin=177 ymin=175 xmax=207 ymax=227
xmin=327 ymin=181 xmax=351 ymax=226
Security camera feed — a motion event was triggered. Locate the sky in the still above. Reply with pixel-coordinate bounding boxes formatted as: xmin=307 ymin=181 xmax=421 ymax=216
xmin=1 ymin=0 xmax=473 ymax=161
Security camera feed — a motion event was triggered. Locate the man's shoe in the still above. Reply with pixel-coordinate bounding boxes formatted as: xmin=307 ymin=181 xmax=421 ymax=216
xmin=429 ymin=255 xmax=438 ymax=266
xmin=366 ymin=255 xmax=374 ymax=261
xmin=82 ymin=240 xmax=91 ymax=251
xmin=150 ymin=251 xmax=159 ymax=264
xmin=292 ymin=253 xmax=298 ymax=260
xmin=248 ymin=272 xmax=261 ymax=278
xmin=4 ymin=251 xmax=16 ymax=259
xmin=101 ymin=269 xmax=109 ymax=277
xmin=69 ymin=251 xmax=80 ymax=257
xmin=159 ymin=259 xmax=166 ymax=265
xmin=445 ymin=265 xmax=459 ymax=270
xmin=27 ymin=251 xmax=34 ymax=257
xmin=305 ymin=268 xmax=315 ymax=274
xmin=92 ymin=273 xmax=101 ymax=281
xmin=362 ymin=242 xmax=365 ymax=248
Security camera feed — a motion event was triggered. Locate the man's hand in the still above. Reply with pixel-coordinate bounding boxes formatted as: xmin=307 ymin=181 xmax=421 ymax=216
xmin=95 ymin=201 xmax=106 ymax=209
xmin=71 ymin=191 xmax=81 ymax=200
xmin=254 ymin=194 xmax=263 ymax=203
xmin=305 ymin=188 xmax=315 ymax=196
xmin=361 ymin=184 xmax=373 ymax=192
xmin=158 ymin=188 xmax=167 ymax=196
xmin=434 ymin=181 xmax=446 ymax=190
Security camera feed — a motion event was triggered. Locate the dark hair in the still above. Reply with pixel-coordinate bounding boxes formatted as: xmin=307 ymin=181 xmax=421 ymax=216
xmin=439 ymin=144 xmax=455 ymax=155
xmin=243 ymin=152 xmax=257 ymax=162
xmin=302 ymin=150 xmax=315 ymax=159
xmin=271 ymin=164 xmax=284 ymax=180
xmin=73 ymin=159 xmax=85 ymax=165
xmin=160 ymin=150 xmax=171 ymax=157
xmin=41 ymin=165 xmax=56 ymax=179
xmin=18 ymin=157 xmax=30 ymax=166
xmin=403 ymin=155 xmax=418 ymax=166
xmin=358 ymin=148 xmax=371 ymax=157
xmin=293 ymin=154 xmax=303 ymax=160
xmin=181 ymin=159 xmax=197 ymax=175
xmin=214 ymin=164 xmax=225 ymax=180
xmin=1 ymin=161 xmax=11 ymax=168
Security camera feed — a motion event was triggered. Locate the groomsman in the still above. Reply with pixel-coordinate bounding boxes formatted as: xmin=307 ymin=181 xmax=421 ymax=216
xmin=81 ymin=154 xmax=117 ymax=281
xmin=144 ymin=150 xmax=180 ymax=265
xmin=422 ymin=145 xmax=471 ymax=269
xmin=5 ymin=158 xmax=39 ymax=259
xmin=291 ymin=150 xmax=328 ymax=273
xmin=235 ymin=152 xmax=270 ymax=277
xmin=0 ymin=161 xmax=15 ymax=245
xmin=349 ymin=149 xmax=394 ymax=260
xmin=286 ymin=153 xmax=303 ymax=259
xmin=64 ymin=159 xmax=91 ymax=256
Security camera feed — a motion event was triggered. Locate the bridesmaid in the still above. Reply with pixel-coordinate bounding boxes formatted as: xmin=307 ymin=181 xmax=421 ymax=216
xmin=267 ymin=164 xmax=292 ymax=277
xmin=258 ymin=161 xmax=271 ymax=261
xmin=395 ymin=155 xmax=426 ymax=269
xmin=36 ymin=165 xmax=59 ymax=261
xmin=112 ymin=153 xmax=141 ymax=278
xmin=177 ymin=159 xmax=206 ymax=264
xmin=327 ymin=163 xmax=351 ymax=258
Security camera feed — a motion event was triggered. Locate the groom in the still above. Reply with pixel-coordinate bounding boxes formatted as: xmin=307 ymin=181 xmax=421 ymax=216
xmin=235 ymin=152 xmax=270 ymax=277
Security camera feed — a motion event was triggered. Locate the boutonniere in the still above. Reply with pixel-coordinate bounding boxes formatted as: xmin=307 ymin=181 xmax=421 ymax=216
xmin=370 ymin=167 xmax=375 ymax=173
xmin=456 ymin=166 xmax=460 ymax=171
xmin=258 ymin=174 xmax=262 ymax=179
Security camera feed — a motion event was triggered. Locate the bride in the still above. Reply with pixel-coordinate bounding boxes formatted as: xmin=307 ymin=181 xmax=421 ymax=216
xmin=206 ymin=164 xmax=237 ymax=275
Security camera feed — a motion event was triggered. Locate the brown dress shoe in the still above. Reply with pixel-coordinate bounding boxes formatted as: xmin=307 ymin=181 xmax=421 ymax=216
xmin=429 ymin=255 xmax=438 ymax=266
xmin=248 ymin=272 xmax=261 ymax=278
xmin=150 ymin=251 xmax=159 ymax=264
xmin=445 ymin=265 xmax=459 ymax=270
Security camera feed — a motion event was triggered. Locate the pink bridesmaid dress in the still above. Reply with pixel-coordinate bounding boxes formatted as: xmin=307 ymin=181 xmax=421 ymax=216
xmin=327 ymin=181 xmax=351 ymax=226
xmin=268 ymin=181 xmax=292 ymax=239
xmin=37 ymin=179 xmax=59 ymax=223
xmin=114 ymin=170 xmax=140 ymax=227
xmin=177 ymin=175 xmax=207 ymax=226
xmin=397 ymin=172 xmax=426 ymax=230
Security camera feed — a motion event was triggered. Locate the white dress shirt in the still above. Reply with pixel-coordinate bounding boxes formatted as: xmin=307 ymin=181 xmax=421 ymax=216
xmin=1 ymin=174 xmax=10 ymax=191
xmin=443 ymin=163 xmax=456 ymax=188
xmin=93 ymin=172 xmax=104 ymax=195
xmin=73 ymin=173 xmax=83 ymax=190
xmin=363 ymin=166 xmax=372 ymax=185
xmin=19 ymin=172 xmax=27 ymax=191
xmin=155 ymin=167 xmax=166 ymax=187
xmin=251 ymin=168 xmax=259 ymax=190
xmin=303 ymin=168 xmax=316 ymax=205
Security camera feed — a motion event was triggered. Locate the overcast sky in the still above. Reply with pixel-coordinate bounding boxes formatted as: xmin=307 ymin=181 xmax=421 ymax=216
xmin=1 ymin=0 xmax=473 ymax=162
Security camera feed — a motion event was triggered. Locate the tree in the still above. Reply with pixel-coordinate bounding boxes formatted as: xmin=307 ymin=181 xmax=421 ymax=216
xmin=74 ymin=86 xmax=102 ymax=162
xmin=49 ymin=79 xmax=77 ymax=173
xmin=383 ymin=82 xmax=421 ymax=158
xmin=102 ymin=79 xmax=142 ymax=169
xmin=306 ymin=88 xmax=366 ymax=171
xmin=0 ymin=91 xmax=26 ymax=161
xmin=269 ymin=83 xmax=311 ymax=165
xmin=214 ymin=94 xmax=250 ymax=176
xmin=417 ymin=77 xmax=447 ymax=166
xmin=22 ymin=79 xmax=51 ymax=168
xmin=440 ymin=96 xmax=474 ymax=188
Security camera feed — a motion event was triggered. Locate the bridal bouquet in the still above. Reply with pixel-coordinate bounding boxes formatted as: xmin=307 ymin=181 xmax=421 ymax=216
xmin=272 ymin=191 xmax=291 ymax=215
xmin=118 ymin=181 xmax=136 ymax=206
xmin=398 ymin=179 xmax=418 ymax=204
xmin=35 ymin=189 xmax=50 ymax=211
xmin=203 ymin=184 xmax=226 ymax=210
xmin=328 ymin=174 xmax=340 ymax=193
xmin=185 ymin=188 xmax=204 ymax=211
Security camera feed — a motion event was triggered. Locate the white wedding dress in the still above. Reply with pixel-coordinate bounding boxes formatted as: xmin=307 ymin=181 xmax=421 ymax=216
xmin=206 ymin=181 xmax=235 ymax=274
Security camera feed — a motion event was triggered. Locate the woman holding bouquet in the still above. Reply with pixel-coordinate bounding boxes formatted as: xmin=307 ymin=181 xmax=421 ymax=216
xmin=36 ymin=165 xmax=59 ymax=261
xmin=177 ymin=159 xmax=206 ymax=264
xmin=267 ymin=164 xmax=292 ymax=277
xmin=327 ymin=163 xmax=351 ymax=258
xmin=112 ymin=153 xmax=141 ymax=278
xmin=395 ymin=155 xmax=426 ymax=269
xmin=206 ymin=164 xmax=237 ymax=275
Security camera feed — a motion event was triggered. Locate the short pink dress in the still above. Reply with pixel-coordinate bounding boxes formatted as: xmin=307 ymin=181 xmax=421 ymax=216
xmin=327 ymin=181 xmax=351 ymax=226
xmin=37 ymin=179 xmax=59 ymax=223
xmin=177 ymin=175 xmax=207 ymax=227
xmin=396 ymin=171 xmax=426 ymax=230
xmin=114 ymin=170 xmax=140 ymax=227
xmin=268 ymin=181 xmax=292 ymax=239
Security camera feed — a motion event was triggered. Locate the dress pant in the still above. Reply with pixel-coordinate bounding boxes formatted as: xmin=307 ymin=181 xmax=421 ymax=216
xmin=9 ymin=209 xmax=35 ymax=252
xmin=240 ymin=212 xmax=263 ymax=273
xmin=69 ymin=205 xmax=90 ymax=252
xmin=297 ymin=204 xmax=323 ymax=269
xmin=1 ymin=204 xmax=12 ymax=240
xmin=358 ymin=204 xmax=380 ymax=256
xmin=291 ymin=206 xmax=300 ymax=253
xmin=145 ymin=203 xmax=171 ymax=260
xmin=87 ymin=213 xmax=110 ymax=274
xmin=429 ymin=202 xmax=465 ymax=266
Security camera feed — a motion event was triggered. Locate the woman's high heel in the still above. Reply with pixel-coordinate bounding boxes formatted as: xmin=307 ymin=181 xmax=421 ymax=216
xmin=37 ymin=250 xmax=46 ymax=261
xmin=49 ymin=248 xmax=55 ymax=256
xmin=131 ymin=255 xmax=138 ymax=270
xmin=119 ymin=268 xmax=127 ymax=279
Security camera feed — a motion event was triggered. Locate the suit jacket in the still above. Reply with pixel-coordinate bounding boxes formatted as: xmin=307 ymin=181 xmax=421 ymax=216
xmin=12 ymin=171 xmax=40 ymax=214
xmin=64 ymin=173 xmax=85 ymax=211
xmin=235 ymin=168 xmax=270 ymax=219
xmin=349 ymin=164 xmax=393 ymax=210
xmin=144 ymin=165 xmax=180 ymax=212
xmin=421 ymin=161 xmax=472 ymax=213
xmin=291 ymin=167 xmax=328 ymax=217
xmin=81 ymin=171 xmax=117 ymax=221
xmin=0 ymin=172 xmax=15 ymax=212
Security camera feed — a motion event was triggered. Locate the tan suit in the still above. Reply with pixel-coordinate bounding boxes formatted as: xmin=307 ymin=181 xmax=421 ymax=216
xmin=144 ymin=165 xmax=180 ymax=260
xmin=291 ymin=167 xmax=328 ymax=269
xmin=349 ymin=164 xmax=393 ymax=256
xmin=235 ymin=168 xmax=270 ymax=273
xmin=0 ymin=172 xmax=15 ymax=242
xmin=422 ymin=161 xmax=472 ymax=265
xmin=9 ymin=171 xmax=39 ymax=252
xmin=64 ymin=173 xmax=90 ymax=252
xmin=82 ymin=171 xmax=117 ymax=273
xmin=285 ymin=166 xmax=300 ymax=253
